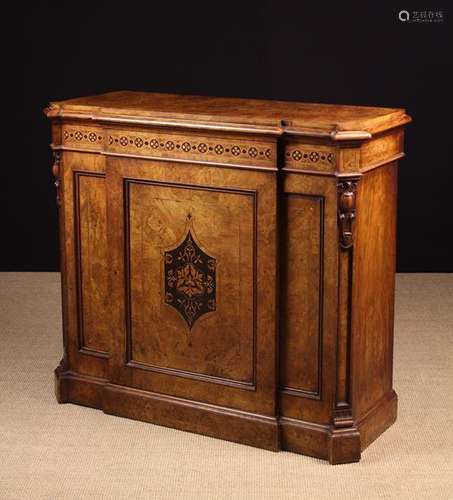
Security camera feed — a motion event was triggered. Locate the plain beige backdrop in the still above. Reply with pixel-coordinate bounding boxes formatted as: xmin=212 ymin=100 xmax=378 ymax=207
xmin=1 ymin=273 xmax=452 ymax=499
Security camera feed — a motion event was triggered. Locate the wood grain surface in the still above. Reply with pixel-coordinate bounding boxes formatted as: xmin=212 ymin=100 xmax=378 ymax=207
xmin=46 ymin=90 xmax=411 ymax=136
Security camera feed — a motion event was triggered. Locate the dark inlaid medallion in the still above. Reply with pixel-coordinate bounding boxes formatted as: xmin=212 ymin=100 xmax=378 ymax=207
xmin=164 ymin=226 xmax=216 ymax=329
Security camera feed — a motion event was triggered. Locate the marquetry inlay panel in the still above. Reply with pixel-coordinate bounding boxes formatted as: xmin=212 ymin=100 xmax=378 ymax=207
xmin=284 ymin=144 xmax=336 ymax=172
xmin=164 ymin=225 xmax=217 ymax=330
xmin=124 ymin=176 xmax=257 ymax=385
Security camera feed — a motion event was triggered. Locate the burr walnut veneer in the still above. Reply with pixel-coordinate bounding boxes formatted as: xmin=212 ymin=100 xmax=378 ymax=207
xmin=45 ymin=91 xmax=411 ymax=464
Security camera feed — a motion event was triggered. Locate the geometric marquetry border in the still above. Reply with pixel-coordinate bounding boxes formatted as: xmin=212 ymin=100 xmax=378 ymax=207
xmin=107 ymin=130 xmax=273 ymax=167
xmin=284 ymin=145 xmax=336 ymax=171
xmin=61 ymin=124 xmax=275 ymax=168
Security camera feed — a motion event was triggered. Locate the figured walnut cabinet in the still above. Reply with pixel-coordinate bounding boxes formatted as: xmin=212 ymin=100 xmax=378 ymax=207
xmin=45 ymin=91 xmax=411 ymax=464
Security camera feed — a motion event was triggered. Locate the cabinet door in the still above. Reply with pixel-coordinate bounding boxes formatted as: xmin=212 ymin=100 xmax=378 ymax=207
xmin=279 ymin=173 xmax=338 ymax=425
xmin=106 ymin=157 xmax=277 ymax=416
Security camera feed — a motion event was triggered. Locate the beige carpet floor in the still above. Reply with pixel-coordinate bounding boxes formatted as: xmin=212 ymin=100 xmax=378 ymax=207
xmin=0 ymin=273 xmax=452 ymax=499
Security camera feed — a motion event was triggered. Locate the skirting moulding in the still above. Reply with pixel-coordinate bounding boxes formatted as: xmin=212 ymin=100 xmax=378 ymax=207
xmin=46 ymin=91 xmax=411 ymax=464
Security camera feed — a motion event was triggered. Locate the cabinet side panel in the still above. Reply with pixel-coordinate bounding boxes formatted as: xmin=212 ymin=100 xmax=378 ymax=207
xmin=352 ymin=162 xmax=397 ymax=418
xmin=280 ymin=194 xmax=323 ymax=395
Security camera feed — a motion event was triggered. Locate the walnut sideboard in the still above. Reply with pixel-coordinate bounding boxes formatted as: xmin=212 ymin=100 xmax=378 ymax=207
xmin=45 ymin=91 xmax=411 ymax=464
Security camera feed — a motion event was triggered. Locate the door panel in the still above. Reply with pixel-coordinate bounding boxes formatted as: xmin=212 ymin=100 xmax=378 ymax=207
xmin=74 ymin=172 xmax=110 ymax=355
xmin=280 ymin=193 xmax=324 ymax=396
xmin=126 ymin=179 xmax=255 ymax=385
xmin=107 ymin=157 xmax=277 ymax=415
xmin=60 ymin=151 xmax=109 ymax=379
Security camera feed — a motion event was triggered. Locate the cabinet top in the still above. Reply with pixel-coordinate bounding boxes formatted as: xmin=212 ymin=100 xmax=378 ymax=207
xmin=45 ymin=91 xmax=411 ymax=138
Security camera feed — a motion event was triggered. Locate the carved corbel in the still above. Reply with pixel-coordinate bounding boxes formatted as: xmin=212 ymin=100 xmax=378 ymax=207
xmin=52 ymin=151 xmax=61 ymax=207
xmin=337 ymin=179 xmax=359 ymax=249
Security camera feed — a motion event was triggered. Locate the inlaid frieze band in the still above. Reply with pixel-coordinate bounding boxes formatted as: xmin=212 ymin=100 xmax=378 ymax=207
xmin=62 ymin=126 xmax=104 ymax=151
xmin=107 ymin=130 xmax=274 ymax=167
xmin=285 ymin=144 xmax=336 ymax=172
xmin=60 ymin=124 xmax=275 ymax=168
